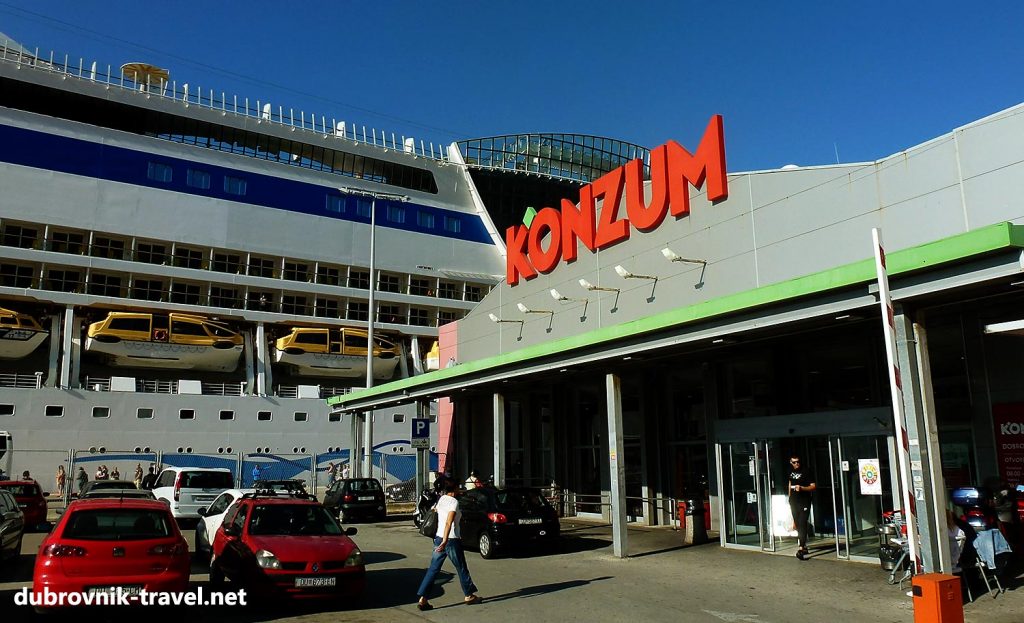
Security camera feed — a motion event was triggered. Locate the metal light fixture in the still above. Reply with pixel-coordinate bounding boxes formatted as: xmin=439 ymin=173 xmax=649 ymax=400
xmin=517 ymin=303 xmax=553 ymax=317
xmin=550 ymin=289 xmax=589 ymax=322
xmin=661 ymin=248 xmax=706 ymax=265
xmin=614 ymin=265 xmax=658 ymax=282
xmin=579 ymin=278 xmax=619 ymax=293
xmin=488 ymin=312 xmax=524 ymax=340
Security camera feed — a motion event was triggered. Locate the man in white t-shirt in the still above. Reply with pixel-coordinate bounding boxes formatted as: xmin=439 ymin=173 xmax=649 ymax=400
xmin=415 ymin=479 xmax=481 ymax=610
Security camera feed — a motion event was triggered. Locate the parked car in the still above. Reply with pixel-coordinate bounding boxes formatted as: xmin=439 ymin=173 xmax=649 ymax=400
xmin=322 ymin=478 xmax=386 ymax=522
xmin=151 ymin=467 xmax=233 ymax=520
xmin=79 ymin=480 xmax=138 ymax=496
xmin=209 ymin=494 xmax=365 ymax=600
xmin=81 ymin=489 xmax=157 ymax=501
xmin=195 ymin=488 xmax=254 ymax=563
xmin=458 ymin=487 xmax=560 ymax=559
xmin=33 ymin=498 xmax=189 ymax=606
xmin=253 ymin=479 xmax=310 ymax=497
xmin=0 ymin=480 xmax=48 ymax=530
xmin=0 ymin=488 xmax=25 ymax=562
xmin=386 ymin=478 xmax=416 ymax=502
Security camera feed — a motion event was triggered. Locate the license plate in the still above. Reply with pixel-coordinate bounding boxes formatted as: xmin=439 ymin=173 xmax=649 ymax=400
xmin=18 ymin=503 xmax=26 ymax=508
xmin=194 ymin=496 xmax=214 ymax=502
xmin=357 ymin=496 xmax=374 ymax=501
xmin=87 ymin=585 xmax=143 ymax=598
xmin=295 ymin=576 xmax=336 ymax=588
xmin=519 ymin=518 xmax=542 ymax=525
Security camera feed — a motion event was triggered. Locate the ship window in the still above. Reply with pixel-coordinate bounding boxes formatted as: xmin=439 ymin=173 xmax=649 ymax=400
xmin=282 ymin=295 xmax=308 ymax=315
xmin=438 ymin=282 xmax=460 ymax=300
xmin=294 ymin=412 xmax=308 ymax=422
xmin=50 ymin=231 xmax=84 ymax=254
xmin=88 ymin=273 xmax=123 ymax=297
xmin=212 ymin=253 xmax=241 ymax=274
xmin=0 ymin=404 xmax=13 ymax=416
xmin=173 ymin=247 xmax=204 ymax=269
xmin=91 ymin=236 xmax=125 ymax=260
xmin=171 ymin=320 xmax=207 ymax=336
xmin=109 ymin=317 xmax=150 ymax=332
xmin=187 ymin=168 xmax=211 ymax=190
xmin=413 ymin=210 xmax=433 ymax=229
xmin=329 ymin=412 xmax=342 ymax=423
xmin=137 ymin=408 xmax=154 ymax=419
xmin=378 ymin=274 xmax=400 ymax=293
xmin=314 ymin=298 xmax=339 ymax=318
xmin=135 ymin=243 xmax=168 ymax=265
xmin=393 ymin=413 xmax=405 ymax=423
xmin=247 ymin=291 xmax=274 ymax=311
xmin=92 ymin=406 xmax=110 ymax=418
xmin=224 ymin=176 xmax=247 ymax=196
xmin=283 ymin=262 xmax=308 ymax=282
xmin=0 ymin=263 xmax=34 ymax=288
xmin=248 ymin=257 xmax=275 ymax=278
xmin=347 ymin=302 xmax=368 ymax=321
xmin=170 ymin=283 xmax=202 ymax=305
xmin=438 ymin=310 xmax=458 ymax=324
xmin=179 ymin=409 xmax=196 ymax=420
xmin=355 ymin=198 xmax=372 ymax=218
xmin=316 ymin=266 xmax=341 ymax=286
xmin=348 ymin=270 xmax=370 ymax=290
xmin=295 ymin=332 xmax=328 ymax=345
xmin=210 ymin=287 xmax=239 ymax=309
xmin=465 ymin=285 xmax=483 ymax=302
xmin=378 ymin=305 xmax=403 ymax=324
xmin=0 ymin=316 xmax=13 ymax=325
xmin=45 ymin=270 xmax=82 ymax=293
xmin=219 ymin=410 xmax=234 ymax=421
xmin=45 ymin=405 xmax=64 ymax=417
xmin=409 ymin=308 xmax=430 ymax=327
xmin=444 ymin=216 xmax=462 ymax=233
xmin=325 ymin=195 xmax=345 ymax=213
xmin=387 ymin=205 xmax=405 ymax=224
xmin=410 ymin=278 xmax=432 ymax=296
xmin=147 ymin=162 xmax=173 ymax=183
xmin=257 ymin=411 xmax=272 ymax=422
xmin=131 ymin=279 xmax=164 ymax=302
xmin=2 ymin=224 xmax=38 ymax=249
xmin=344 ymin=332 xmax=368 ymax=349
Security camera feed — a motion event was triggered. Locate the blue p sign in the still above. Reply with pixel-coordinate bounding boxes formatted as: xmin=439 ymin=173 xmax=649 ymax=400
xmin=412 ymin=418 xmax=430 ymax=439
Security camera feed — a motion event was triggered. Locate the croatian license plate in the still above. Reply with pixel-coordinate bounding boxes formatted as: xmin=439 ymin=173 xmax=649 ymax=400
xmin=87 ymin=585 xmax=143 ymax=598
xmin=358 ymin=496 xmax=374 ymax=501
xmin=295 ymin=576 xmax=336 ymax=588
xmin=519 ymin=518 xmax=542 ymax=525
xmin=194 ymin=496 xmax=214 ymax=502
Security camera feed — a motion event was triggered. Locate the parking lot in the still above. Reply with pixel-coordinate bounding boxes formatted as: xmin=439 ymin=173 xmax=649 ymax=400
xmin=2 ymin=511 xmax=1022 ymax=623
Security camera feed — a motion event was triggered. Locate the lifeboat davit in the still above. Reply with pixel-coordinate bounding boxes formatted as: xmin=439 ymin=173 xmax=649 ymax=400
xmin=0 ymin=308 xmax=49 ymax=359
xmin=272 ymin=327 xmax=401 ymax=379
xmin=85 ymin=312 xmax=243 ymax=372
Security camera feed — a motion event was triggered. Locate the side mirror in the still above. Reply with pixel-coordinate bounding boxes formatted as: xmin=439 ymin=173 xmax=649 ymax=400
xmin=196 ymin=507 xmax=208 ymax=517
xmin=223 ymin=525 xmax=241 ymax=537
xmin=344 ymin=527 xmax=358 ymax=537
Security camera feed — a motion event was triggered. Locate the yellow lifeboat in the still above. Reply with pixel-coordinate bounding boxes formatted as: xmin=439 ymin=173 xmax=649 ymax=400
xmin=272 ymin=327 xmax=401 ymax=379
xmin=0 ymin=308 xmax=49 ymax=359
xmin=425 ymin=340 xmax=440 ymax=371
xmin=85 ymin=312 xmax=243 ymax=372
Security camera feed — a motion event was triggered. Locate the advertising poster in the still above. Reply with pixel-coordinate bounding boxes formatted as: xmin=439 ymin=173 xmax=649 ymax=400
xmin=993 ymin=403 xmax=1024 ymax=487
xmin=858 ymin=458 xmax=882 ymax=495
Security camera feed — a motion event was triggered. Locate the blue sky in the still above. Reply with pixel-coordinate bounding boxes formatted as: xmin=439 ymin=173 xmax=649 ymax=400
xmin=2 ymin=1 xmax=1022 ymax=172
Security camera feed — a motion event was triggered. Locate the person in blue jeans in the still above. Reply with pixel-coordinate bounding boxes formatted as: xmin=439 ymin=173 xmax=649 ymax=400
xmin=416 ymin=479 xmax=482 ymax=610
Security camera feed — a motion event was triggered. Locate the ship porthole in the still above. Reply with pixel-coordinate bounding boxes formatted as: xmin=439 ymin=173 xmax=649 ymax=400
xmin=89 ymin=446 xmax=97 ymax=453
xmin=144 ymin=446 xmax=151 ymax=453
xmin=99 ymin=447 xmax=106 ymax=454
xmin=300 ymin=447 xmax=306 ymax=453
xmin=292 ymin=447 xmax=298 ymax=453
xmin=217 ymin=447 xmax=224 ymax=454
xmin=176 ymin=447 xmax=184 ymax=453
xmin=186 ymin=447 xmax=193 ymax=453
xmin=226 ymin=447 xmax=232 ymax=453
xmin=133 ymin=447 xmax=142 ymax=453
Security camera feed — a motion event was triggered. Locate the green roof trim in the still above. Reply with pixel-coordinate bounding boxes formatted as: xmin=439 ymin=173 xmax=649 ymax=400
xmin=329 ymin=222 xmax=1024 ymax=407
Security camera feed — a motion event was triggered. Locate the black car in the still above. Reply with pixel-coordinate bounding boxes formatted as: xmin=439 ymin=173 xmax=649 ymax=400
xmin=253 ymin=479 xmax=310 ymax=498
xmin=0 ymin=489 xmax=24 ymax=563
xmin=323 ymin=478 xmax=386 ymax=522
xmin=458 ymin=487 xmax=560 ymax=559
xmin=386 ymin=478 xmax=416 ymax=502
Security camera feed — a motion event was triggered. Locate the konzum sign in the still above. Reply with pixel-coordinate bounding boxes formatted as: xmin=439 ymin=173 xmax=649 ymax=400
xmin=506 ymin=115 xmax=728 ymax=286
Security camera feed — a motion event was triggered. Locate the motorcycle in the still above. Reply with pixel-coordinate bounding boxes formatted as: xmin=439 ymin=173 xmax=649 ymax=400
xmin=951 ymin=486 xmax=999 ymax=532
xmin=413 ymin=487 xmax=440 ymax=529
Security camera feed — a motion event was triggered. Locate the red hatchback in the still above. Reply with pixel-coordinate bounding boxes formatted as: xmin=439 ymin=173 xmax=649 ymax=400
xmin=0 ymin=480 xmax=47 ymax=528
xmin=33 ymin=498 xmax=189 ymax=605
xmin=210 ymin=495 xmax=365 ymax=600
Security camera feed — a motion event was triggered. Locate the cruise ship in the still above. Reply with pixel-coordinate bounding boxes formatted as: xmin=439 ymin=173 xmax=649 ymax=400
xmin=0 ymin=33 xmax=650 ymax=488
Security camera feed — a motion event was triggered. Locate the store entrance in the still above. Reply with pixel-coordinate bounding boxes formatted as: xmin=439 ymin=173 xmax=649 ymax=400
xmin=720 ymin=434 xmax=893 ymax=561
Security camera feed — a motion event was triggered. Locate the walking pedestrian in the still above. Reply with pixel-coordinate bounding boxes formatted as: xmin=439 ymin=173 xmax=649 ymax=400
xmin=415 ymin=478 xmax=481 ymax=610
xmin=340 ymin=463 xmax=350 ymax=480
xmin=95 ymin=465 xmax=108 ymax=481
xmin=141 ymin=464 xmax=158 ymax=490
xmin=787 ymin=454 xmax=817 ymax=560
xmin=110 ymin=466 xmax=120 ymax=481
xmin=55 ymin=465 xmax=66 ymax=497
xmin=133 ymin=464 xmax=144 ymax=489
xmin=76 ymin=467 xmax=88 ymax=495
xmin=326 ymin=462 xmax=336 ymax=486
xmin=22 ymin=470 xmax=35 ymax=483
xmin=251 ymin=464 xmax=262 ymax=486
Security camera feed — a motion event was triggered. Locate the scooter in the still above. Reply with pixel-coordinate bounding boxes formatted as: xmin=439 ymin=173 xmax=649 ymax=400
xmin=951 ymin=486 xmax=999 ymax=532
xmin=413 ymin=487 xmax=440 ymax=528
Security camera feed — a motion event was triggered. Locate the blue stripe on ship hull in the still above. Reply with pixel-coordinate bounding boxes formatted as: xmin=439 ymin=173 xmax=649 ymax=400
xmin=0 ymin=123 xmax=494 ymax=245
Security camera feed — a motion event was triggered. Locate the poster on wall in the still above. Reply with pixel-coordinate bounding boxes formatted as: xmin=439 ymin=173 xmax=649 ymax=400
xmin=858 ymin=458 xmax=882 ymax=495
xmin=993 ymin=403 xmax=1024 ymax=488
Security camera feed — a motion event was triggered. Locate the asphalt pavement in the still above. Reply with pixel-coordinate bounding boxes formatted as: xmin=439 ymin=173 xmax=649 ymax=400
xmin=1 ymin=515 xmax=1021 ymax=622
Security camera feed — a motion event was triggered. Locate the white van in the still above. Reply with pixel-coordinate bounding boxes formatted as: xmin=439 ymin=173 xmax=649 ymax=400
xmin=152 ymin=467 xmax=234 ymax=520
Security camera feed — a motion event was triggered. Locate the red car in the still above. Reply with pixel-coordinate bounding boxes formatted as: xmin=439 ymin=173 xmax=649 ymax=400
xmin=33 ymin=498 xmax=189 ymax=606
xmin=210 ymin=494 xmax=365 ymax=600
xmin=0 ymin=480 xmax=47 ymax=529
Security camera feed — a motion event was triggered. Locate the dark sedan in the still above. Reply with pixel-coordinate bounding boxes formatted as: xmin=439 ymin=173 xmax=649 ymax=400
xmin=322 ymin=478 xmax=386 ymax=522
xmin=458 ymin=487 xmax=560 ymax=558
xmin=0 ymin=489 xmax=25 ymax=562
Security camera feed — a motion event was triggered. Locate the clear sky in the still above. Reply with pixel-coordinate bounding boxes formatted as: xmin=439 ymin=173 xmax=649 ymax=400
xmin=1 ymin=1 xmax=1022 ymax=172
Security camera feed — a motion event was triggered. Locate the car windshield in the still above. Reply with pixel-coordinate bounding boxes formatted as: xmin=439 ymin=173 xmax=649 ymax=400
xmin=494 ymin=490 xmax=549 ymax=512
xmin=0 ymin=483 xmax=40 ymax=496
xmin=89 ymin=480 xmax=135 ymax=491
xmin=181 ymin=472 xmax=233 ymax=489
xmin=84 ymin=490 xmax=155 ymax=499
xmin=347 ymin=479 xmax=381 ymax=492
xmin=62 ymin=509 xmax=172 ymax=540
xmin=248 ymin=504 xmax=343 ymax=536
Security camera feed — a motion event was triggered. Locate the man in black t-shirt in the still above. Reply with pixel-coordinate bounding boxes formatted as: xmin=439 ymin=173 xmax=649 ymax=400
xmin=787 ymin=454 xmax=816 ymax=560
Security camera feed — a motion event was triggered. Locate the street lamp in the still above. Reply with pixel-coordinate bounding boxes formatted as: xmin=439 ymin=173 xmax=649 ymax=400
xmin=337 ymin=186 xmax=410 ymax=478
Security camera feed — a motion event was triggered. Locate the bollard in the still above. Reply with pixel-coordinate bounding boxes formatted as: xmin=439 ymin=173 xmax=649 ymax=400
xmin=683 ymin=499 xmax=708 ymax=545
xmin=912 ymin=574 xmax=963 ymax=623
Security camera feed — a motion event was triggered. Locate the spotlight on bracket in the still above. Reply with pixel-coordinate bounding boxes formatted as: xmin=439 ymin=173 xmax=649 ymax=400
xmin=661 ymin=248 xmax=707 ymax=265
xmin=579 ymin=278 xmax=619 ymax=293
xmin=614 ymin=265 xmax=658 ymax=281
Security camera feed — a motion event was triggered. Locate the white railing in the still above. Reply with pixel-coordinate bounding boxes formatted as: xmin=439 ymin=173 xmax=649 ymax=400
xmin=275 ymin=385 xmax=354 ymax=399
xmin=136 ymin=379 xmax=178 ymax=394
xmin=0 ymin=41 xmax=452 ymax=162
xmin=201 ymin=382 xmax=244 ymax=397
xmin=83 ymin=376 xmax=111 ymax=392
xmin=319 ymin=386 xmax=354 ymax=398
xmin=275 ymin=385 xmax=298 ymax=399
xmin=0 ymin=372 xmax=43 ymax=389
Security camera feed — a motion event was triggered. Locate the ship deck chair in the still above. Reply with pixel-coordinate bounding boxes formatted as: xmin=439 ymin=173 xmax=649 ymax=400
xmin=963 ymin=528 xmax=1011 ymax=602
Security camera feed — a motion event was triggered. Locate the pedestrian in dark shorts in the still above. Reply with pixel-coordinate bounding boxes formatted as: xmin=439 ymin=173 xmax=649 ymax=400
xmin=788 ymin=454 xmax=816 ymax=560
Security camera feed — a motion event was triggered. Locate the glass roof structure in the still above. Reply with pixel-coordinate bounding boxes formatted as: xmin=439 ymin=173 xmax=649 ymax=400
xmin=457 ymin=134 xmax=651 ymax=183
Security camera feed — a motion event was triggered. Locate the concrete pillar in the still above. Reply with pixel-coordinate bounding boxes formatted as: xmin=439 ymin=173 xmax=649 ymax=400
xmin=606 ymin=373 xmax=627 ymax=558
xmin=59 ymin=305 xmax=74 ymax=389
xmin=350 ymin=413 xmax=361 ymax=478
xmin=493 ymin=393 xmax=506 ymax=488
xmin=46 ymin=313 xmax=60 ymax=387
xmin=363 ymin=409 xmax=374 ymax=478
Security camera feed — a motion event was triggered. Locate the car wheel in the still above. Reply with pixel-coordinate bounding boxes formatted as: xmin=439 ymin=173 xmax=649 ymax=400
xmin=209 ymin=555 xmax=225 ymax=585
xmin=194 ymin=525 xmax=209 ymax=563
xmin=479 ymin=531 xmax=497 ymax=559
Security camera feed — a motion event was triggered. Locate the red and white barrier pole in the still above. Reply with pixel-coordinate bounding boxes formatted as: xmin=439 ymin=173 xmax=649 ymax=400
xmin=872 ymin=228 xmax=921 ymax=573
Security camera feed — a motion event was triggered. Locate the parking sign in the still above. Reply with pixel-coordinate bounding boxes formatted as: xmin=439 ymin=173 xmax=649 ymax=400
xmin=411 ymin=418 xmax=430 ymax=448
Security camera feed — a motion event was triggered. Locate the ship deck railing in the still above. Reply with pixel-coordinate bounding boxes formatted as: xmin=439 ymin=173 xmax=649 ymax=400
xmin=0 ymin=41 xmax=454 ymax=163
xmin=83 ymin=376 xmax=245 ymax=396
xmin=276 ymin=385 xmax=354 ymax=399
xmin=0 ymin=372 xmax=44 ymax=389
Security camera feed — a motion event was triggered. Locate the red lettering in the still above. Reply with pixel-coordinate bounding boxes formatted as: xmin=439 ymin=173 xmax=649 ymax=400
xmin=527 ymin=207 xmax=562 ymax=273
xmin=624 ymin=146 xmax=668 ymax=232
xmin=592 ymin=167 xmax=629 ymax=249
xmin=667 ymin=114 xmax=728 ymax=218
xmin=560 ymin=196 xmax=595 ymax=263
xmin=505 ymin=224 xmax=536 ymax=286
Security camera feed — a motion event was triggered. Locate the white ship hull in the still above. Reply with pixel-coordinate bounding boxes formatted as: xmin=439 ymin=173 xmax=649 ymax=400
xmin=0 ymin=328 xmax=48 ymax=359
xmin=85 ymin=338 xmax=243 ymax=372
xmin=273 ymin=348 xmax=400 ymax=379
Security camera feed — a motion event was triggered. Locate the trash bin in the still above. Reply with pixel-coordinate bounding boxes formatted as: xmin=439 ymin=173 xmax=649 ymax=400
xmin=683 ymin=498 xmax=708 ymax=545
